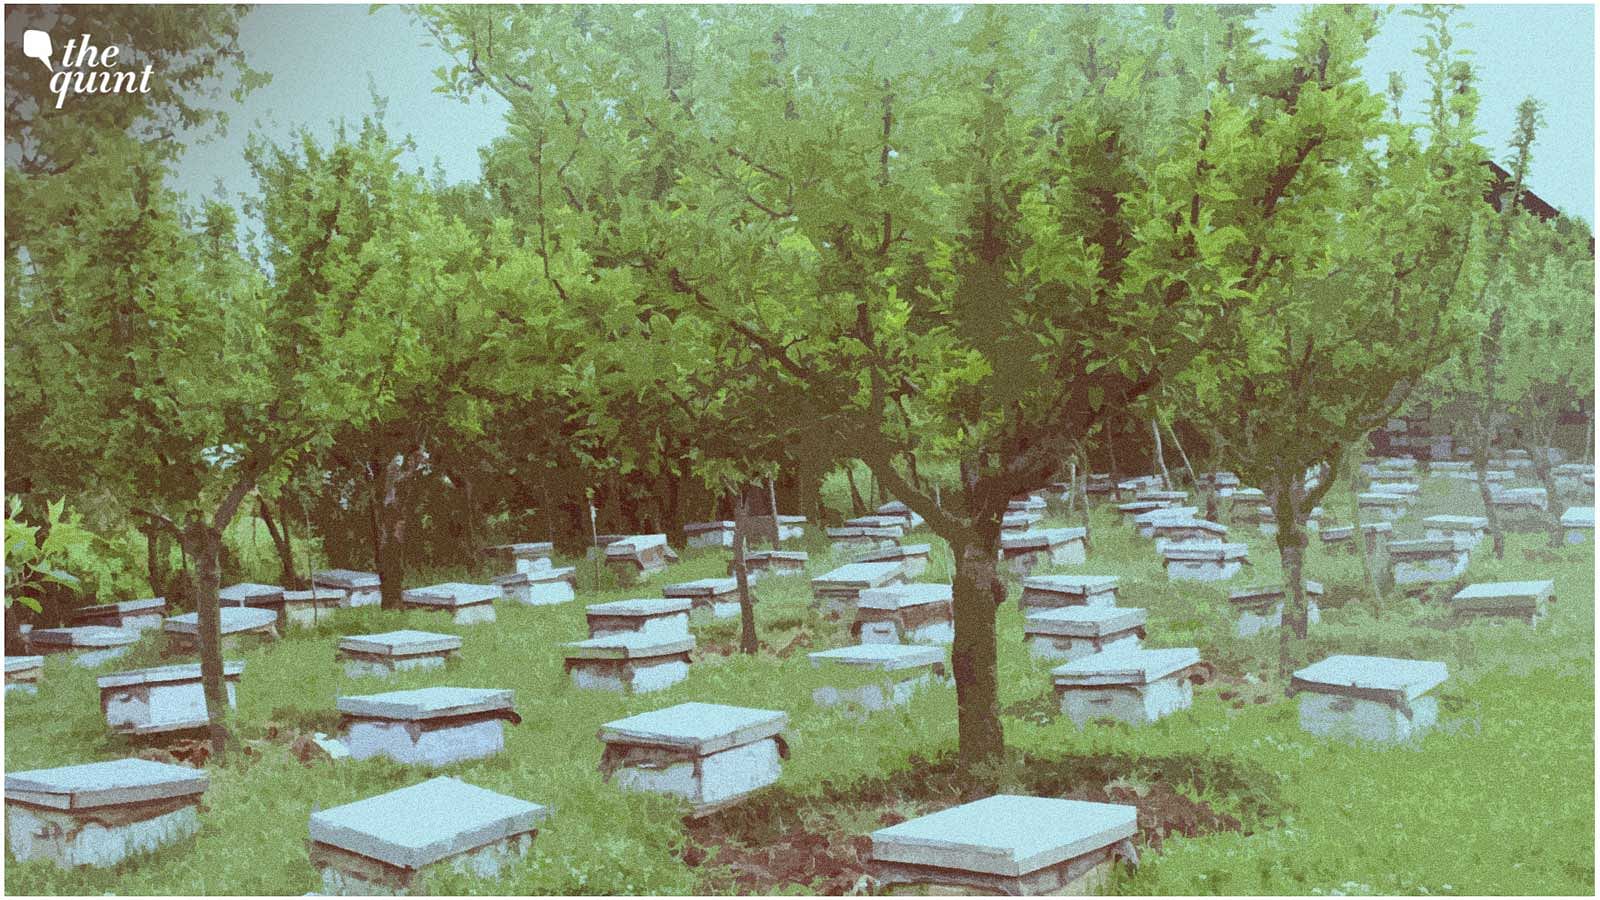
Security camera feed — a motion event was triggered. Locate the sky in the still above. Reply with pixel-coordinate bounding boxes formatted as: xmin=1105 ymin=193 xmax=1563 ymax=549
xmin=169 ymin=4 xmax=1596 ymax=225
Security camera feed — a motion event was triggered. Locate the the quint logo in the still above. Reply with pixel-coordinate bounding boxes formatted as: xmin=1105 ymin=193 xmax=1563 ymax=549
xmin=21 ymin=29 xmax=155 ymax=110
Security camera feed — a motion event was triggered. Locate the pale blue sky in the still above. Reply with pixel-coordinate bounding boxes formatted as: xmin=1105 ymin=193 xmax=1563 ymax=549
xmin=174 ymin=4 xmax=1596 ymax=224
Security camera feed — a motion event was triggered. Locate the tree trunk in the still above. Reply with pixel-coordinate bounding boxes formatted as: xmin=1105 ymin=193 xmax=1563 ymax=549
xmin=908 ymin=452 xmax=923 ymax=493
xmin=1519 ymin=440 xmax=1565 ymax=548
xmin=258 ymin=499 xmax=301 ymax=589
xmin=181 ymin=523 xmax=232 ymax=760
xmin=844 ymin=462 xmax=866 ymax=515
xmin=1471 ymin=435 xmax=1507 ymax=560
xmin=1271 ymin=481 xmax=1310 ymax=678
xmin=732 ymin=493 xmax=758 ymax=655
xmin=141 ymin=523 xmax=174 ymax=599
xmin=1344 ymin=444 xmax=1383 ymax=612
xmin=1150 ymin=419 xmax=1171 ymax=489
xmin=950 ymin=537 xmax=1005 ymax=770
xmin=372 ymin=466 xmax=408 ymax=610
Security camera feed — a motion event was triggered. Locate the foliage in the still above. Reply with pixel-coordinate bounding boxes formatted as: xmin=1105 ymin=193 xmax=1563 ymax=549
xmin=3 ymin=496 xmax=133 ymax=611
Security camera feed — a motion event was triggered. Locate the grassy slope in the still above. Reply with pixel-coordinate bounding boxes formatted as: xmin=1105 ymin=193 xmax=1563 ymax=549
xmin=4 ymin=475 xmax=1592 ymax=895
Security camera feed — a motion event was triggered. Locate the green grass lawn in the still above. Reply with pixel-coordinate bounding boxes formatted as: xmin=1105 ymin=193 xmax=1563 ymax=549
xmin=4 ymin=476 xmax=1593 ymax=894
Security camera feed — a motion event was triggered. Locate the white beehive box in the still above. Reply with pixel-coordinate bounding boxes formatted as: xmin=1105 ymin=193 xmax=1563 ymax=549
xmin=337 ymin=687 xmax=519 ymax=766
xmin=999 ymin=528 xmax=1087 ymax=576
xmin=826 ymin=526 xmax=902 ymax=553
xmin=854 ymin=543 xmax=932 ymax=579
xmin=875 ymin=500 xmax=924 ymax=530
xmin=811 ymin=562 xmax=906 ymax=615
xmin=1052 ymin=647 xmax=1207 ymax=727
xmin=598 ymin=702 xmax=788 ymax=817
xmin=662 ymin=577 xmax=741 ymax=619
xmin=5 ymin=655 xmax=44 ymax=694
xmin=97 ymin=661 xmax=243 ymax=735
xmin=585 ymin=598 xmax=691 ymax=642
xmin=562 ymin=634 xmax=695 ymax=694
xmin=1422 ymin=515 xmax=1489 ymax=549
xmin=1449 ymin=580 xmax=1554 ymax=624
xmin=162 ymin=608 xmax=279 ymax=654
xmin=308 ymin=777 xmax=548 ymax=895
xmin=218 ymin=582 xmax=284 ymax=608
xmin=5 ymin=758 xmax=208 ymax=869
xmin=683 ymin=521 xmax=737 ymax=549
xmin=1024 ymin=606 xmax=1146 ymax=662
xmin=1000 ymin=511 xmax=1043 ymax=534
xmin=603 ymin=534 xmax=674 ymax=579
xmin=312 ymin=569 xmax=382 ymax=607
xmin=808 ymin=643 xmax=946 ymax=712
xmin=1561 ymin=506 xmax=1594 ymax=543
xmin=1161 ymin=542 xmax=1249 ymax=583
xmin=1019 ymin=575 xmax=1119 ymax=612
xmin=401 ymin=583 xmax=500 ymax=625
xmin=337 ymin=630 xmax=462 ymax=678
xmin=869 ymin=795 xmax=1139 ymax=895
xmin=1387 ymin=538 xmax=1471 ymax=587
xmin=71 ymin=597 xmax=166 ymax=633
xmin=735 ymin=550 xmax=809 ymax=582
xmin=483 ymin=541 xmax=555 ymax=574
xmin=275 ymin=587 xmax=346 ymax=629
xmin=30 ymin=626 xmax=139 ymax=668
xmin=493 ymin=566 xmax=576 ymax=606
xmin=1131 ymin=506 xmax=1199 ymax=537
xmin=1291 ymin=654 xmax=1447 ymax=743
xmin=1228 ymin=582 xmax=1323 ymax=637
xmin=852 ymin=583 xmax=954 ymax=645
xmin=1357 ymin=492 xmax=1409 ymax=522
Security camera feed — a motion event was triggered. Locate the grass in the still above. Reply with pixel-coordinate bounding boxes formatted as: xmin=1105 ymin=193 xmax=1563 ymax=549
xmin=4 ymin=476 xmax=1592 ymax=895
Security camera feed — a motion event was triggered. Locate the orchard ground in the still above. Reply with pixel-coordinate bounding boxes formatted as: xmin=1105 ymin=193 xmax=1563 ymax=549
xmin=3 ymin=474 xmax=1592 ymax=895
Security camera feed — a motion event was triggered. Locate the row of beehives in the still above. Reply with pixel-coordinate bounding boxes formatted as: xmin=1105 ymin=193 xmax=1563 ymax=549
xmin=6 ymin=469 xmax=1587 ymax=891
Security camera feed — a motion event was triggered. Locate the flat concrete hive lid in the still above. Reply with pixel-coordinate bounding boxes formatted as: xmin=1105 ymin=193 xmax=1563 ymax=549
xmin=403 ymin=582 xmax=501 ymax=606
xmin=1388 ymin=538 xmax=1467 ymax=554
xmin=1115 ymin=501 xmax=1162 ymax=512
xmin=827 ymin=526 xmax=901 ymax=538
xmin=283 ymin=588 xmax=344 ymax=603
xmin=1025 ymin=606 xmax=1147 ymax=637
xmin=857 ymin=583 xmax=952 ymax=610
xmin=1151 ymin=518 xmax=1227 ymax=534
xmin=219 ymin=582 xmax=284 ymax=603
xmin=336 ymin=686 xmax=514 ymax=720
xmin=684 ymin=520 xmax=735 ymax=533
xmin=76 ymin=597 xmax=165 ymax=616
xmin=163 ymin=607 xmax=278 ymax=635
xmin=1230 ymin=581 xmax=1323 ymax=603
xmin=32 ymin=625 xmax=140 ymax=648
xmin=563 ymin=634 xmax=695 ymax=660
xmin=1137 ymin=491 xmax=1189 ymax=501
xmin=338 ymin=630 xmax=463 ymax=657
xmin=1162 ymin=542 xmax=1247 ymax=561
xmin=310 ymin=777 xmax=548 ymax=870
xmin=1561 ymin=507 xmax=1594 ymax=527
xmin=97 ymin=661 xmax=244 ymax=689
xmin=750 ymin=550 xmax=809 ymax=562
xmin=1022 ymin=575 xmax=1119 ymax=596
xmin=1134 ymin=506 xmax=1198 ymax=524
xmin=5 ymin=655 xmax=43 ymax=672
xmin=6 ymin=758 xmax=208 ymax=810
xmin=662 ymin=577 xmax=737 ymax=598
xmin=605 ymin=534 xmax=668 ymax=555
xmin=1451 ymin=580 xmax=1554 ymax=603
xmin=813 ymin=562 xmax=904 ymax=590
xmin=870 ymin=794 xmax=1136 ymax=878
xmin=586 ymin=598 xmax=691 ymax=618
xmin=1424 ymin=515 xmax=1488 ymax=528
xmin=859 ymin=543 xmax=932 ymax=563
xmin=598 ymin=702 xmax=787 ymax=755
xmin=1358 ymin=492 xmax=1407 ymax=503
xmin=314 ymin=569 xmax=381 ymax=589
xmin=1052 ymin=647 xmax=1200 ymax=685
xmin=877 ymin=500 xmax=911 ymax=514
xmin=808 ymin=643 xmax=944 ymax=671
xmin=485 ymin=541 xmax=553 ymax=556
xmin=493 ymin=567 xmax=575 ymax=587
xmin=1001 ymin=511 xmax=1042 ymax=525
xmin=1371 ymin=481 xmax=1419 ymax=492
xmin=846 ymin=515 xmax=907 ymax=528
xmin=1292 ymin=654 xmax=1447 ymax=700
